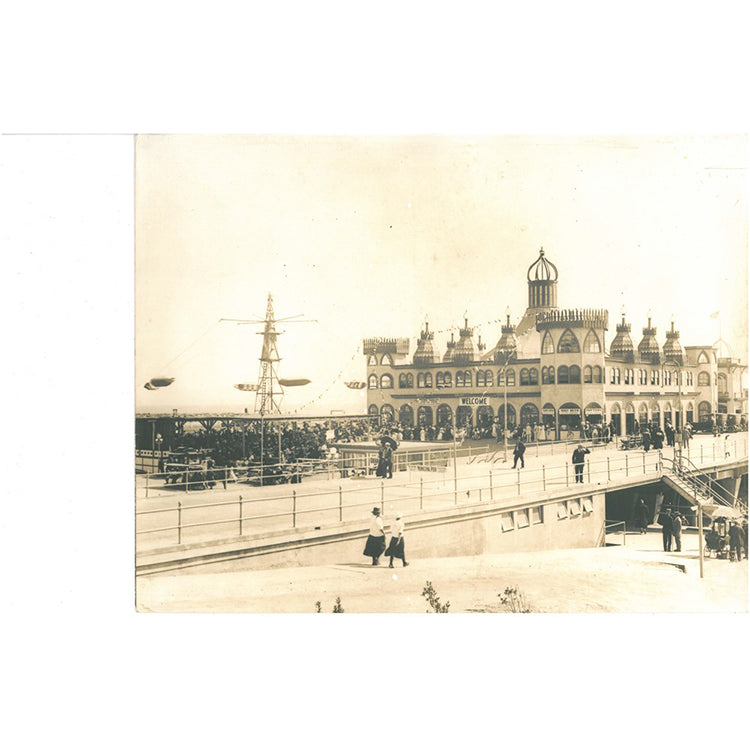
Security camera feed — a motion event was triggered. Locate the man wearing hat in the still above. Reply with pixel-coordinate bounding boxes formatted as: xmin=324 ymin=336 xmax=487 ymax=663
xmin=728 ymin=520 xmax=744 ymax=563
xmin=363 ymin=507 xmax=387 ymax=566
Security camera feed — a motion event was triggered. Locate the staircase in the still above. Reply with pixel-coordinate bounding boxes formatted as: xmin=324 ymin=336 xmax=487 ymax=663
xmin=662 ymin=454 xmax=747 ymax=517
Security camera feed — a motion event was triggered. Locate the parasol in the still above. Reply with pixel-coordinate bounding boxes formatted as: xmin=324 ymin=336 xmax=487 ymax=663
xmin=380 ymin=435 xmax=398 ymax=450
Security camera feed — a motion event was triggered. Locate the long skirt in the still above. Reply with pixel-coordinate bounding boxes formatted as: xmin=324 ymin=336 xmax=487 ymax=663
xmin=385 ymin=536 xmax=405 ymax=560
xmin=363 ymin=535 xmax=386 ymax=558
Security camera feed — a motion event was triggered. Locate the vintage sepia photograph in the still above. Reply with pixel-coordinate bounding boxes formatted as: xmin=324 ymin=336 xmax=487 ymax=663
xmin=135 ymin=134 xmax=748 ymax=613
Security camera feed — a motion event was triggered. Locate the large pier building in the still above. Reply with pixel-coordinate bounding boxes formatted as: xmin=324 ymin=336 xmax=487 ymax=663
xmin=364 ymin=249 xmax=747 ymax=439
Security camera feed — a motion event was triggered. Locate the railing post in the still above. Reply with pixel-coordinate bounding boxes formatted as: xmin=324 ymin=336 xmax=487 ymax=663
xmin=381 ymin=482 xmax=385 ymax=514
xmin=642 ymin=452 xmax=646 ymax=474
xmin=292 ymin=489 xmax=297 ymax=528
xmin=145 ymin=472 xmax=149 ymax=499
xmin=479 ymin=488 xmax=483 ymax=502
xmin=339 ymin=485 xmax=343 ymax=522
xmin=587 ymin=460 xmax=591 ymax=483
xmin=420 ymin=477 xmax=423 ymax=510
xmin=607 ymin=456 xmax=611 ymax=482
xmin=177 ymin=501 xmax=182 ymax=545
xmin=625 ymin=454 xmax=629 ymax=477
xmin=542 ymin=465 xmax=546 ymax=491
xmin=239 ymin=495 xmax=243 ymax=536
xmin=565 ymin=462 xmax=569 ymax=486
xmin=712 ymin=443 xmax=716 ymax=461
xmin=517 ymin=469 xmax=521 ymax=495
xmin=489 ymin=470 xmax=494 ymax=501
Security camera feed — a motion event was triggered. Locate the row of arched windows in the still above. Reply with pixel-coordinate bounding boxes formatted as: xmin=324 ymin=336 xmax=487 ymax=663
xmin=541 ymin=328 xmax=602 ymax=354
xmin=608 ymin=368 xmax=699 ymax=386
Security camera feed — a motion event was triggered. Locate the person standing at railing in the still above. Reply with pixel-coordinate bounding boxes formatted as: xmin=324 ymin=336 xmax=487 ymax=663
xmin=363 ymin=507 xmax=387 ymax=566
xmin=571 ymin=444 xmax=590 ymax=483
xmin=513 ymin=439 xmax=526 ymax=469
xmin=657 ymin=509 xmax=673 ymax=552
xmin=385 ymin=513 xmax=408 ymax=568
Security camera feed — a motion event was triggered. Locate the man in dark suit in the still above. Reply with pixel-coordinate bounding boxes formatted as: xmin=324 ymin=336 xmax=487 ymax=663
xmin=658 ymin=509 xmax=673 ymax=551
xmin=513 ymin=439 xmax=526 ymax=469
xmin=571 ymin=444 xmax=590 ymax=483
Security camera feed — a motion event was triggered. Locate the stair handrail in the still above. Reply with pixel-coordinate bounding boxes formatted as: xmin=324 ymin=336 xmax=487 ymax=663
xmin=663 ymin=453 xmax=741 ymax=509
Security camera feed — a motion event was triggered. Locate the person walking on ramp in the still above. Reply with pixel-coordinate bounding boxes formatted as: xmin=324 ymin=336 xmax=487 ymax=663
xmin=571 ymin=444 xmax=590 ymax=483
xmin=513 ymin=439 xmax=526 ymax=469
xmin=385 ymin=512 xmax=408 ymax=568
xmin=363 ymin=507 xmax=386 ymax=566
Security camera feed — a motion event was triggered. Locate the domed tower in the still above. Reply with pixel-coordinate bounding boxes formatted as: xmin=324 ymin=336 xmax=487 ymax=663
xmin=453 ymin=318 xmax=476 ymax=364
xmin=494 ymin=310 xmax=517 ymax=361
xmin=638 ymin=316 xmax=661 ymax=364
xmin=413 ymin=322 xmax=438 ymax=365
xmin=610 ymin=311 xmax=635 ymax=362
xmin=516 ymin=247 xmax=559 ymax=337
xmin=527 ymin=247 xmax=558 ymax=310
xmin=443 ymin=332 xmax=456 ymax=363
xmin=662 ymin=319 xmax=683 ymax=365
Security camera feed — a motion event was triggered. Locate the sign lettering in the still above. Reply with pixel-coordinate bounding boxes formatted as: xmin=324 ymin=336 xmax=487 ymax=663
xmin=460 ymin=396 xmax=488 ymax=406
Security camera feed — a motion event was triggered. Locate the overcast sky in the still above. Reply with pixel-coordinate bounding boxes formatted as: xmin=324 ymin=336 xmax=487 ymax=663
xmin=135 ymin=135 xmax=747 ymax=415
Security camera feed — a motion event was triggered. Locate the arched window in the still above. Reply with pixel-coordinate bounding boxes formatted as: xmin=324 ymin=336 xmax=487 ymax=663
xmin=615 ymin=368 xmax=621 ymax=385
xmin=583 ymin=330 xmax=601 ymax=353
xmin=456 ymin=371 xmax=464 ymax=387
xmin=367 ymin=354 xmax=377 ymax=366
xmin=399 ymin=404 xmax=414 ymax=426
xmin=380 ymin=354 xmax=393 ymax=366
xmin=593 ymin=366 xmax=603 ymax=384
xmin=463 ymin=370 xmax=472 ymax=387
xmin=663 ymin=370 xmax=671 ymax=386
xmin=638 ymin=403 xmax=649 ymax=428
xmin=542 ymin=332 xmax=554 ymax=354
xmin=424 ymin=372 xmax=433 ymax=388
xmin=368 ymin=403 xmax=379 ymax=418
xmin=698 ymin=401 xmax=711 ymax=423
xmin=541 ymin=366 xmax=551 ymax=385
xmin=484 ymin=370 xmax=494 ymax=387
xmin=569 ymin=365 xmax=581 ymax=384
xmin=476 ymin=370 xmax=487 ymax=388
xmin=624 ymin=368 xmax=632 ymax=385
xmin=417 ymin=405 xmax=433 ymax=426
xmin=436 ymin=404 xmax=452 ymax=427
xmin=718 ymin=373 xmax=727 ymax=393
xmin=697 ymin=351 xmax=709 ymax=364
xmin=380 ymin=374 xmax=393 ymax=389
xmin=436 ymin=372 xmax=444 ymax=388
xmin=557 ymin=328 xmax=580 ymax=353
xmin=558 ymin=365 xmax=569 ymax=384
xmin=417 ymin=373 xmax=426 ymax=388
xmin=650 ymin=403 xmax=660 ymax=426
xmin=496 ymin=403 xmax=516 ymax=429
xmin=443 ymin=371 xmax=452 ymax=388
xmin=520 ymin=368 xmax=530 ymax=386
xmin=368 ymin=374 xmax=378 ymax=389
xmin=686 ymin=372 xmax=693 ymax=386
xmin=698 ymin=371 xmax=710 ymax=387
xmin=380 ymin=404 xmax=395 ymax=422
xmin=639 ymin=369 xmax=647 ymax=385
xmin=398 ymin=373 xmax=413 ymax=388
xmin=529 ymin=368 xmax=538 ymax=386
xmin=583 ymin=365 xmax=593 ymax=383
xmin=506 ymin=369 xmax=515 ymax=387
xmin=520 ymin=403 xmax=539 ymax=425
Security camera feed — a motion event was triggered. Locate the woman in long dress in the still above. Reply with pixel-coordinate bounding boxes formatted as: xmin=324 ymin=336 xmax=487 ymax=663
xmin=363 ymin=507 xmax=386 ymax=565
xmin=385 ymin=513 xmax=408 ymax=568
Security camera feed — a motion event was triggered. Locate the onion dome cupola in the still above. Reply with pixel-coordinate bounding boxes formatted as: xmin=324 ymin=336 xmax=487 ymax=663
xmin=610 ymin=310 xmax=635 ymax=362
xmin=527 ymin=247 xmax=559 ymax=310
xmin=494 ymin=309 xmax=518 ymax=362
xmin=662 ymin=318 xmax=683 ymax=365
xmin=453 ymin=318 xmax=476 ymax=364
xmin=443 ymin=331 xmax=456 ymax=363
xmin=413 ymin=321 xmax=438 ymax=365
xmin=637 ymin=315 xmax=661 ymax=364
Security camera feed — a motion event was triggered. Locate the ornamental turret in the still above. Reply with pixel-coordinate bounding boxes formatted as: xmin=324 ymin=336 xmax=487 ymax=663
xmin=494 ymin=310 xmax=517 ymax=362
xmin=526 ymin=247 xmax=558 ymax=310
xmin=413 ymin=322 xmax=438 ymax=365
xmin=637 ymin=316 xmax=661 ymax=364
xmin=453 ymin=318 xmax=476 ymax=364
xmin=610 ymin=310 xmax=635 ymax=362
xmin=443 ymin=332 xmax=456 ymax=363
xmin=662 ymin=319 xmax=683 ymax=365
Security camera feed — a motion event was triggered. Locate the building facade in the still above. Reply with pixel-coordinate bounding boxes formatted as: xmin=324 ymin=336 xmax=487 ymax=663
xmin=364 ymin=249 xmax=747 ymax=439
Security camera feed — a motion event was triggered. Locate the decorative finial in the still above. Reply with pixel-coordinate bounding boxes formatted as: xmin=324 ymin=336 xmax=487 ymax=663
xmin=539 ymin=246 xmax=544 ymax=256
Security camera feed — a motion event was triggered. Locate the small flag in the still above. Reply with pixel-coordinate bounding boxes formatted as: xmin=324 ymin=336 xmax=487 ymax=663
xmin=710 ymin=311 xmax=720 ymax=319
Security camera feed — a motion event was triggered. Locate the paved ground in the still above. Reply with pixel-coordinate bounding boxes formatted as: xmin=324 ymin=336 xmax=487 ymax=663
xmin=135 ymin=434 xmax=747 ymax=553
xmin=136 ymin=526 xmax=748 ymax=613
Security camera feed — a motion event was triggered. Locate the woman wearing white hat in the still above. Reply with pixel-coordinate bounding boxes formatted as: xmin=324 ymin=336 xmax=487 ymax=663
xmin=385 ymin=512 xmax=408 ymax=568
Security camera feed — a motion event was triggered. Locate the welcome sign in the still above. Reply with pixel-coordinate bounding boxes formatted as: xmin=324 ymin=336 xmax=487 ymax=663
xmin=460 ymin=396 xmax=489 ymax=406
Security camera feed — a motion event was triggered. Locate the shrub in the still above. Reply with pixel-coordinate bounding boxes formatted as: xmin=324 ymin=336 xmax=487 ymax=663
xmin=498 ymin=586 xmax=532 ymax=613
xmin=422 ymin=581 xmax=450 ymax=613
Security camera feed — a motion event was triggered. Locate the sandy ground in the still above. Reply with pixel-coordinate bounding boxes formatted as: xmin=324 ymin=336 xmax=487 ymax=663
xmin=137 ymin=529 xmax=748 ymax=613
